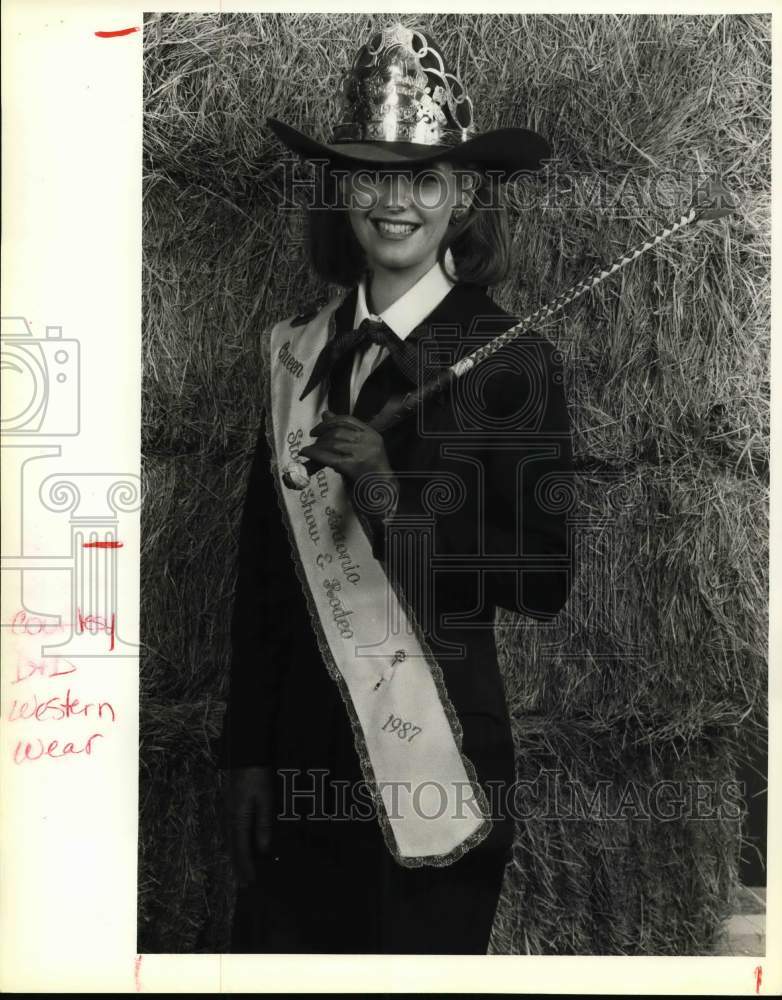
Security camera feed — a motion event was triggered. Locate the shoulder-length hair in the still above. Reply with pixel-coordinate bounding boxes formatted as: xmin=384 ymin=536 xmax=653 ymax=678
xmin=304 ymin=160 xmax=511 ymax=289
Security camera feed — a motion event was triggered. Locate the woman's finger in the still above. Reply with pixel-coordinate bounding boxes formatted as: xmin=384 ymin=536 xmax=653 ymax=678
xmin=253 ymin=800 xmax=273 ymax=857
xmin=230 ymin=805 xmax=257 ymax=889
xmin=310 ymin=423 xmax=360 ymax=440
xmin=307 ymin=433 xmax=361 ymax=456
xmin=314 ymin=413 xmax=367 ymax=432
xmin=300 ymin=443 xmax=352 ymax=465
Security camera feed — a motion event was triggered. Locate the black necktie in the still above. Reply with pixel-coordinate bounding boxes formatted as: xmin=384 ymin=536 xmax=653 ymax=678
xmin=299 ymin=317 xmax=419 ymax=401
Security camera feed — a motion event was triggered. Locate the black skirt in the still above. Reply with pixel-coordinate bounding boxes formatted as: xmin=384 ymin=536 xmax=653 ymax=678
xmin=230 ymin=822 xmax=511 ymax=954
xmin=229 ymin=618 xmax=515 ymax=955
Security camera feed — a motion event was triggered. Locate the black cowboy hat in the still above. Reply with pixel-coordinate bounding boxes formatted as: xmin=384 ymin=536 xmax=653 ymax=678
xmin=266 ymin=23 xmax=550 ymax=177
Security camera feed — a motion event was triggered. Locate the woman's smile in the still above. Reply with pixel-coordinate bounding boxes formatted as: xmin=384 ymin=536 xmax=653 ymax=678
xmin=344 ymin=162 xmax=468 ymax=286
xmin=370 ymin=216 xmax=423 ymax=240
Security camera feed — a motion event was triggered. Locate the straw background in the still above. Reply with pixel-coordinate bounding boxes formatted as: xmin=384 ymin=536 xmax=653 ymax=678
xmin=139 ymin=12 xmax=770 ymax=954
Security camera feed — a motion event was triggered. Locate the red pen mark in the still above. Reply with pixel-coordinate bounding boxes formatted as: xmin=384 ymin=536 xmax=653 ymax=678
xmin=754 ymin=965 xmax=762 ymax=994
xmin=135 ymin=954 xmax=143 ymax=992
xmin=12 ymin=656 xmax=77 ymax=684
xmin=13 ymin=732 xmax=103 ymax=764
xmin=82 ymin=541 xmax=123 ymax=548
xmin=76 ymin=608 xmax=116 ymax=651
xmin=7 ymin=688 xmax=116 ymax=724
xmin=95 ymin=26 xmax=139 ymax=38
xmin=10 ymin=611 xmax=67 ymax=636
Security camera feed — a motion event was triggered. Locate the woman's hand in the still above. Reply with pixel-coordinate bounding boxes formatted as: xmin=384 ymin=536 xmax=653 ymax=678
xmin=299 ymin=411 xmax=394 ymax=483
xmin=224 ymin=765 xmax=274 ymax=888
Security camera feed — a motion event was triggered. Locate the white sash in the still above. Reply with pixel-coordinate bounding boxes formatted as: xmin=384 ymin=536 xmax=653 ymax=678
xmin=262 ymin=296 xmax=492 ymax=867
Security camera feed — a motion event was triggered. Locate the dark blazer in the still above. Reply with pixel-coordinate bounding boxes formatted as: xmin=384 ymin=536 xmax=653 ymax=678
xmin=218 ymin=281 xmax=575 ymax=828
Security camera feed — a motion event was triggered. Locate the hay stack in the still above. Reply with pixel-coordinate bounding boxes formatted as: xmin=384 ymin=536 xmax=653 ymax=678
xmin=140 ymin=12 xmax=769 ymax=954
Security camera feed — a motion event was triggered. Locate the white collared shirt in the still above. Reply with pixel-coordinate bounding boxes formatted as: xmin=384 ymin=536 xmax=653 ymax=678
xmin=349 ymin=248 xmax=457 ymax=413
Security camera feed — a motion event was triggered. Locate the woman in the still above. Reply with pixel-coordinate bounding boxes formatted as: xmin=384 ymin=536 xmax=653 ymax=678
xmin=219 ymin=22 xmax=575 ymax=954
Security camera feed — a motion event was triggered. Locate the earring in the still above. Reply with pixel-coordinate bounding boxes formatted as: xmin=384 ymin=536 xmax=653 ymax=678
xmin=449 ymin=206 xmax=468 ymax=225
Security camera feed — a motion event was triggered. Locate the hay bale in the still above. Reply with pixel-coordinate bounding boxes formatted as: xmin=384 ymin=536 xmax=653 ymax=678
xmin=138 ymin=697 xmax=232 ymax=953
xmin=489 ymin=717 xmax=744 ymax=954
xmin=140 ymin=11 xmax=769 ymax=954
xmin=497 ymin=460 xmax=767 ymax=739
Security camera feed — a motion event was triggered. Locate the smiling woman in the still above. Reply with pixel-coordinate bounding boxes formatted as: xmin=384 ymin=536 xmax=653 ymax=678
xmin=345 ymin=165 xmax=475 ymax=310
xmin=219 ymin=20 xmax=575 ymax=955
xmin=307 ymin=160 xmax=511 ymax=291
xmin=138 ymin=8 xmax=771 ymax=961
